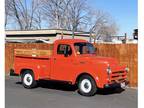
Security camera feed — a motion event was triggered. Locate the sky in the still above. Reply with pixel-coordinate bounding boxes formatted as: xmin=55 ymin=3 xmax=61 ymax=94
xmin=88 ymin=0 xmax=137 ymax=38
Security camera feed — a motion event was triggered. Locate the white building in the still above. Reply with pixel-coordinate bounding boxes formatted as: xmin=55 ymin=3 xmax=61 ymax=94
xmin=5 ymin=29 xmax=90 ymax=43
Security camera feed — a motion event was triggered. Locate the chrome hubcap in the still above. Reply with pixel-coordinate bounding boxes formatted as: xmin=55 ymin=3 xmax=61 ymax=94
xmin=23 ymin=74 xmax=33 ymax=86
xmin=80 ymin=79 xmax=92 ymax=93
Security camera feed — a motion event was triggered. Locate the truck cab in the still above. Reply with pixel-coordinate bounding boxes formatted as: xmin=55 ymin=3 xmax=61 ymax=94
xmin=13 ymin=39 xmax=129 ymax=96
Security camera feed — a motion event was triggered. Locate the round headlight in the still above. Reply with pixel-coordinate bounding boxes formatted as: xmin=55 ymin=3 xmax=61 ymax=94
xmin=125 ymin=67 xmax=129 ymax=72
xmin=106 ymin=67 xmax=111 ymax=74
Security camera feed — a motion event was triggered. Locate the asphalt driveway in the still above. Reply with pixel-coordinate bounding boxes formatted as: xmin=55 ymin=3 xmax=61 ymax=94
xmin=5 ymin=76 xmax=137 ymax=108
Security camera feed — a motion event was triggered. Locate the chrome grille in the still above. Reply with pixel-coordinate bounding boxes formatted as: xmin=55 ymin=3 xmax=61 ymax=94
xmin=110 ymin=71 xmax=126 ymax=82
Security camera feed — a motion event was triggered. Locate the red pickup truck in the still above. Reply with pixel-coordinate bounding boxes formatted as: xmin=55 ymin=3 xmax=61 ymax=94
xmin=12 ymin=39 xmax=129 ymax=96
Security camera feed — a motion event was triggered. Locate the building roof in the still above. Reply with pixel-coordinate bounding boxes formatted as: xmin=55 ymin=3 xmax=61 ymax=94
xmin=5 ymin=29 xmax=90 ymax=37
xmin=5 ymin=29 xmax=90 ymax=43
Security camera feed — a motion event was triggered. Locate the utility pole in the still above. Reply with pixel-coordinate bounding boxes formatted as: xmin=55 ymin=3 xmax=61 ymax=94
xmin=61 ymin=31 xmax=64 ymax=39
xmin=72 ymin=30 xmax=74 ymax=39
xmin=89 ymin=32 xmax=92 ymax=43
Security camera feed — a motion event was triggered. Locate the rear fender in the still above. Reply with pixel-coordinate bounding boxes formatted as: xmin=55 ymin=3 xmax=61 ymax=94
xmin=15 ymin=65 xmax=41 ymax=80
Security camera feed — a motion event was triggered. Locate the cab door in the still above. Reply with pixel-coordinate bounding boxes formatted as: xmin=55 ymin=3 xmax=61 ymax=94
xmin=51 ymin=44 xmax=75 ymax=81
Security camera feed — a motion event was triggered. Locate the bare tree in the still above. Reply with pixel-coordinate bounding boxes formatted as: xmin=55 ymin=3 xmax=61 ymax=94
xmin=67 ymin=0 xmax=89 ymax=38
xmin=67 ymin=0 xmax=87 ymax=30
xmin=5 ymin=0 xmax=119 ymax=41
xmin=5 ymin=0 xmax=11 ymax=28
xmin=87 ymin=10 xmax=119 ymax=43
xmin=5 ymin=0 xmax=42 ymax=30
xmin=41 ymin=0 xmax=71 ymax=29
xmin=33 ymin=9 xmax=42 ymax=29
xmin=41 ymin=0 xmax=89 ymax=38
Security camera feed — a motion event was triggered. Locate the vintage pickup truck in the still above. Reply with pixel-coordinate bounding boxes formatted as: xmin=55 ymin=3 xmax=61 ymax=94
xmin=11 ymin=39 xmax=129 ymax=96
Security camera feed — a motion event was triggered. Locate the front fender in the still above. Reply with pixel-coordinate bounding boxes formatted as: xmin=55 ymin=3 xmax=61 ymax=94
xmin=72 ymin=72 xmax=102 ymax=87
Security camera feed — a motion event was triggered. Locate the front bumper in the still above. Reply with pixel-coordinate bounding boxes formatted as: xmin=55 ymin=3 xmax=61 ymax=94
xmin=104 ymin=80 xmax=129 ymax=88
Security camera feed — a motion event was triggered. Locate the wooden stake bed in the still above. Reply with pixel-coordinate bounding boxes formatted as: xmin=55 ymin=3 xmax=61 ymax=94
xmin=14 ymin=49 xmax=52 ymax=57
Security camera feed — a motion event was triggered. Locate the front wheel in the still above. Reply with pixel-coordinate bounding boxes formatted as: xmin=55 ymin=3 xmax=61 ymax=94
xmin=21 ymin=70 xmax=37 ymax=89
xmin=78 ymin=75 xmax=97 ymax=96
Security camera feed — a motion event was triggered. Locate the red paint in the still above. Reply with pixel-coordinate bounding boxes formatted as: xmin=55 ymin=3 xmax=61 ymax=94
xmin=14 ymin=39 xmax=128 ymax=88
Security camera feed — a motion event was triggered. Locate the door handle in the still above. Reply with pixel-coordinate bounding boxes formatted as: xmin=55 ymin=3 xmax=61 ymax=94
xmin=80 ymin=61 xmax=85 ymax=64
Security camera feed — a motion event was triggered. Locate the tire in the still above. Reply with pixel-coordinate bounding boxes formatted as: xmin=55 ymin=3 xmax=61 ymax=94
xmin=21 ymin=70 xmax=37 ymax=89
xmin=78 ymin=75 xmax=97 ymax=96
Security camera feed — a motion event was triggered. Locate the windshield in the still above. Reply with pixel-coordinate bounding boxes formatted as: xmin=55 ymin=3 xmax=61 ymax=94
xmin=74 ymin=42 xmax=96 ymax=54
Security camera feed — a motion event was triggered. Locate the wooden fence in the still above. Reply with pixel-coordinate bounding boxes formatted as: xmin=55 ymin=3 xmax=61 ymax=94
xmin=5 ymin=43 xmax=137 ymax=87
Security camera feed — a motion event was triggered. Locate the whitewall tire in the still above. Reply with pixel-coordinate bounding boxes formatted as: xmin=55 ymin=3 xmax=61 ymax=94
xmin=78 ymin=75 xmax=97 ymax=96
xmin=21 ymin=70 xmax=37 ymax=89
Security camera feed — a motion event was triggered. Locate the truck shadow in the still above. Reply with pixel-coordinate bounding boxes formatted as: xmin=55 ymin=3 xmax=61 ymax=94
xmin=96 ymin=88 xmax=125 ymax=95
xmin=16 ymin=80 xmax=125 ymax=95
xmin=37 ymin=80 xmax=77 ymax=91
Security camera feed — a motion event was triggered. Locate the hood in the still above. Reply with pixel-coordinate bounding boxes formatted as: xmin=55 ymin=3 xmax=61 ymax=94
xmin=78 ymin=55 xmax=119 ymax=66
xmin=92 ymin=56 xmax=118 ymax=66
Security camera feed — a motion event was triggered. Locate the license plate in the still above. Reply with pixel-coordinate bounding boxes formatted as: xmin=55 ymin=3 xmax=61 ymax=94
xmin=120 ymin=82 xmax=126 ymax=88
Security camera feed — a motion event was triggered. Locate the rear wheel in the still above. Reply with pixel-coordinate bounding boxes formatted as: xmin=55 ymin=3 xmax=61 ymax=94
xmin=78 ymin=75 xmax=97 ymax=96
xmin=21 ymin=70 xmax=37 ymax=89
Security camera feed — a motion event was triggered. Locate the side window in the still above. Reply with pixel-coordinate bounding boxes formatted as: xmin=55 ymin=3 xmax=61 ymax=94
xmin=57 ymin=44 xmax=72 ymax=55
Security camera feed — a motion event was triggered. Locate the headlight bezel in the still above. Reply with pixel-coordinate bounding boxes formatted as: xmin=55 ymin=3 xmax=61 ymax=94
xmin=125 ymin=67 xmax=129 ymax=72
xmin=106 ymin=65 xmax=112 ymax=74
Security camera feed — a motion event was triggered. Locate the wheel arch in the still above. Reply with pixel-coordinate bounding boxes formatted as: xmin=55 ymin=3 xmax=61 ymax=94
xmin=75 ymin=72 xmax=97 ymax=85
xmin=20 ymin=68 xmax=33 ymax=75
xmin=20 ymin=68 xmax=38 ymax=80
